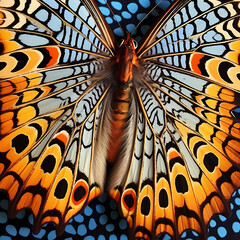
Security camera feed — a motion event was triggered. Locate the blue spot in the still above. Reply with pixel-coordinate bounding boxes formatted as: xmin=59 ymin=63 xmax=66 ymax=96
xmin=0 ymin=236 xmax=11 ymax=240
xmin=181 ymin=232 xmax=187 ymax=238
xmin=0 ymin=212 xmax=7 ymax=224
xmin=46 ymin=0 xmax=59 ymax=9
xmin=238 ymin=189 xmax=240 ymax=195
xmin=42 ymin=223 xmax=48 ymax=228
xmin=97 ymin=0 xmax=106 ymax=4
xmin=106 ymin=223 xmax=114 ymax=232
xmin=99 ymin=214 xmax=108 ymax=225
xmin=77 ymin=224 xmax=87 ymax=236
xmin=28 ymin=214 xmax=34 ymax=225
xmin=233 ymin=108 xmax=240 ymax=119
xmin=233 ymin=190 xmax=237 ymax=197
xmin=99 ymin=6 xmax=110 ymax=16
xmin=47 ymin=14 xmax=61 ymax=32
xmin=98 ymin=235 xmax=106 ymax=240
xmin=109 ymin=234 xmax=117 ymax=240
xmin=110 ymin=210 xmax=118 ymax=220
xmin=84 ymin=206 xmax=93 ymax=216
xmin=47 ymin=230 xmax=56 ymax=240
xmin=137 ymin=13 xmax=146 ymax=21
xmin=235 ymin=197 xmax=240 ymax=206
xmin=217 ymin=226 xmax=227 ymax=238
xmin=65 ymin=238 xmax=73 ymax=240
xmin=89 ymin=218 xmax=97 ymax=230
xmin=219 ymin=215 xmax=226 ymax=222
xmin=111 ymin=1 xmax=122 ymax=10
xmin=126 ymin=24 xmax=135 ymax=33
xmin=33 ymin=229 xmax=46 ymax=239
xmin=139 ymin=0 xmax=150 ymax=8
xmin=233 ymin=221 xmax=240 ymax=233
xmin=114 ymin=15 xmax=122 ymax=22
xmin=109 ymin=199 xmax=117 ymax=209
xmin=113 ymin=28 xmax=124 ymax=37
xmin=68 ymin=0 xmax=79 ymax=11
xmin=74 ymin=214 xmax=84 ymax=223
xmin=106 ymin=17 xmax=113 ymax=24
xmin=0 ymin=199 xmax=8 ymax=210
xmin=192 ymin=231 xmax=198 ymax=236
xmin=96 ymin=204 xmax=105 ymax=214
xmin=231 ymin=203 xmax=234 ymax=210
xmin=64 ymin=10 xmax=74 ymax=23
xmin=237 ymin=209 xmax=240 ymax=220
xmin=119 ymin=219 xmax=127 ymax=230
xmin=65 ymin=224 xmax=76 ymax=235
xmin=120 ymin=235 xmax=128 ymax=240
xmin=210 ymin=219 xmax=216 ymax=228
xmin=155 ymin=0 xmax=171 ymax=10
xmin=70 ymin=50 xmax=76 ymax=62
xmin=122 ymin=11 xmax=132 ymax=19
xmin=35 ymin=9 xmax=49 ymax=22
xmin=214 ymin=34 xmax=224 ymax=41
xmin=127 ymin=3 xmax=138 ymax=14
xmin=98 ymin=193 xmax=107 ymax=203
xmin=161 ymin=234 xmax=171 ymax=240
xmin=6 ymin=225 xmax=17 ymax=236
xmin=16 ymin=209 xmax=26 ymax=219
xmin=84 ymin=236 xmax=94 ymax=240
xmin=19 ymin=227 xmax=30 ymax=237
xmin=208 ymin=237 xmax=217 ymax=240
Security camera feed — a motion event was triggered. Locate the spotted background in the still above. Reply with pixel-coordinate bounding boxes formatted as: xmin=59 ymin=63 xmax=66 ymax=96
xmin=1 ymin=0 xmax=240 ymax=239
xmin=96 ymin=0 xmax=173 ymax=41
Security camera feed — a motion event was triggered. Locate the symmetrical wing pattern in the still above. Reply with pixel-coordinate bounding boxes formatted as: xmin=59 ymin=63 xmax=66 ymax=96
xmin=0 ymin=0 xmax=240 ymax=240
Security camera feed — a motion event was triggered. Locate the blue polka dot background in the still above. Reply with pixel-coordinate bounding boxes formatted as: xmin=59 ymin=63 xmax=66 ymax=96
xmin=1 ymin=189 xmax=240 ymax=239
xmin=97 ymin=0 xmax=173 ymax=41
xmin=0 ymin=192 xmax=128 ymax=240
xmin=1 ymin=0 xmax=240 ymax=239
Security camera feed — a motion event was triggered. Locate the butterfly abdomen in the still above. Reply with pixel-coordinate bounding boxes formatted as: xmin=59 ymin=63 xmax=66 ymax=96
xmin=108 ymin=87 xmax=131 ymax=163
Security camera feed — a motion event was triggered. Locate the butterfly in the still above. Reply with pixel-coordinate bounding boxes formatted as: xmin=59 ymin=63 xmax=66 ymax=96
xmin=0 ymin=0 xmax=240 ymax=239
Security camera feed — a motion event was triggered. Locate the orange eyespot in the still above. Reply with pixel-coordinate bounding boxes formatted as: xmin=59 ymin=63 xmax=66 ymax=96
xmin=72 ymin=180 xmax=89 ymax=206
xmin=122 ymin=188 xmax=137 ymax=213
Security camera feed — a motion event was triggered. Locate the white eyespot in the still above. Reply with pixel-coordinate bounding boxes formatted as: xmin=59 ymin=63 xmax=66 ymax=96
xmin=132 ymin=39 xmax=138 ymax=49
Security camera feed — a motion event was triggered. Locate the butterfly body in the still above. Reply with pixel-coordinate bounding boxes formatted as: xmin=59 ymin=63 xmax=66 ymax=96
xmin=107 ymin=87 xmax=131 ymax=163
xmin=107 ymin=33 xmax=137 ymax=163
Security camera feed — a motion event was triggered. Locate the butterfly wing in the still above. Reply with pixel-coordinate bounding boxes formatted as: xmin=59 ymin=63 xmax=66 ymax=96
xmin=0 ymin=0 xmax=116 ymax=234
xmin=109 ymin=0 xmax=240 ymax=239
